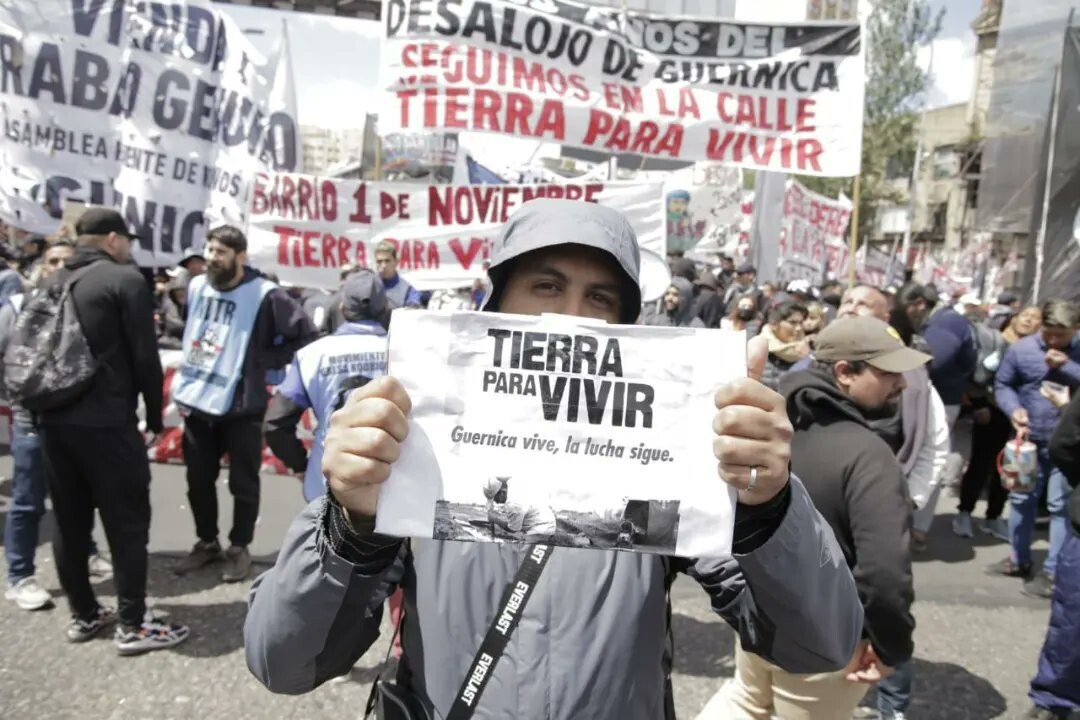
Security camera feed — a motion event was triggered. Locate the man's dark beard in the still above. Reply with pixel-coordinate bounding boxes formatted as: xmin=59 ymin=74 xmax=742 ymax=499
xmin=859 ymin=396 xmax=901 ymax=420
xmin=207 ymin=260 xmax=238 ymax=289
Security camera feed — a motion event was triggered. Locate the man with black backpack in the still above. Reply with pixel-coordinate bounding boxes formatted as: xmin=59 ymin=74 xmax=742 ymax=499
xmin=30 ymin=208 xmax=189 ymax=653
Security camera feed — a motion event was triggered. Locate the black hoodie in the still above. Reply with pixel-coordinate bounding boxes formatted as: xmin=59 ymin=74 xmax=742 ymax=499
xmin=39 ymin=246 xmax=164 ymax=431
xmin=780 ymin=367 xmax=915 ymax=668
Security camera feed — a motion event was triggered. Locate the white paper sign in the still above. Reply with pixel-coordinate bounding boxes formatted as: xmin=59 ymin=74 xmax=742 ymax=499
xmin=377 ymin=310 xmax=745 ymax=558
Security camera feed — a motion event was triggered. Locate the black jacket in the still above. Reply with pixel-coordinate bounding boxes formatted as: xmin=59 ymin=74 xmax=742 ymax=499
xmin=1048 ymin=392 xmax=1080 ymax=534
xmin=780 ymin=368 xmax=915 ymax=667
xmin=40 ymin=247 xmax=164 ymax=431
xmin=181 ymin=268 xmax=317 ymax=422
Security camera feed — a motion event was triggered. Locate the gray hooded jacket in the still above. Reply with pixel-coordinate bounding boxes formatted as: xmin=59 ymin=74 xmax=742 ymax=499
xmin=244 ymin=200 xmax=862 ymax=718
xmin=245 ymin=478 xmax=860 ymax=718
xmin=647 ymin=277 xmax=706 ymax=328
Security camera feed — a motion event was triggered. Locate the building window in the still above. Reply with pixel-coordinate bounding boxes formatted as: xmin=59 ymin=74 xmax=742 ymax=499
xmin=932 ymin=147 xmax=958 ymax=179
xmin=931 ymin=204 xmax=948 ymax=234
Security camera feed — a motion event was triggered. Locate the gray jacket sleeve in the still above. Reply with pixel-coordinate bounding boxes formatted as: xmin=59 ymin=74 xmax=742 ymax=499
xmin=244 ymin=498 xmax=404 ymax=694
xmin=685 ymin=477 xmax=863 ymax=673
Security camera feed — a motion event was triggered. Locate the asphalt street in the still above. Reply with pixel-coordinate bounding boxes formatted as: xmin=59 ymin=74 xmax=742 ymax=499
xmin=0 ymin=458 xmax=1053 ymax=720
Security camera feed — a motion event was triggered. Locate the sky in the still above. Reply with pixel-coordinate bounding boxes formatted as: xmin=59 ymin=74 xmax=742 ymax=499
xmin=218 ymin=0 xmax=986 ymax=165
xmin=922 ymin=0 xmax=983 ymax=109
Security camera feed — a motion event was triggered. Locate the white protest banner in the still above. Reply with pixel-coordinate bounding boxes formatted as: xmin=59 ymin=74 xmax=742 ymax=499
xmin=377 ymin=310 xmax=744 ymax=558
xmin=776 ymin=179 xmax=851 ymax=285
xmin=245 ymin=172 xmax=664 ymax=290
xmin=662 ymin=162 xmax=744 ymax=257
xmin=380 ymin=0 xmax=864 ymax=176
xmin=0 ymin=0 xmax=300 ymax=266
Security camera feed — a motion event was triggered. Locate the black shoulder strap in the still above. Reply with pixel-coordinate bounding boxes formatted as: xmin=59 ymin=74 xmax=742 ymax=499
xmin=445 ymin=544 xmax=553 ymax=720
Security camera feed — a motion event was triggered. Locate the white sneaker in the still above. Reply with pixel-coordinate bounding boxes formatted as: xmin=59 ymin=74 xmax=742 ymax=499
xmin=5 ymin=576 xmax=53 ymax=610
xmin=88 ymin=553 xmax=113 ymax=578
xmin=952 ymin=512 xmax=974 ymax=538
xmin=982 ymin=517 xmax=1009 ymax=542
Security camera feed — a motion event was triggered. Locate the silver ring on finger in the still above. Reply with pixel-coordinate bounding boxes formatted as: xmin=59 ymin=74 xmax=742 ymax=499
xmin=747 ymin=465 xmax=758 ymax=493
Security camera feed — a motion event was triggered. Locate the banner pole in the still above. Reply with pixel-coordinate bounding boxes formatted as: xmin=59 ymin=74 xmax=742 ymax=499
xmin=848 ymin=175 xmax=860 ymax=288
xmin=375 ymin=134 xmax=383 ymax=181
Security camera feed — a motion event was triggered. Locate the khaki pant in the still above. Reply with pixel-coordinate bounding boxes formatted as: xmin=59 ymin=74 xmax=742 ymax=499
xmin=697 ymin=645 xmax=868 ymax=720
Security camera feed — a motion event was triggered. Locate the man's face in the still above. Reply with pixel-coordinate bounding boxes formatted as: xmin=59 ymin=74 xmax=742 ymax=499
xmin=205 ymin=240 xmax=243 ymax=288
xmin=736 ymin=271 xmax=753 ymax=286
xmin=837 ymin=362 xmax=907 ymax=415
xmin=667 ymin=197 xmax=688 ymax=216
xmin=720 ymin=257 xmax=735 ymax=273
xmin=375 ymin=251 xmax=397 ymax=280
xmin=498 ymin=244 xmax=623 ymax=324
xmin=663 ymin=285 xmax=680 ymax=312
xmin=1042 ymin=325 xmax=1078 ymax=350
xmin=108 ymin=232 xmax=134 ymax=265
xmin=40 ymin=245 xmax=73 ymax=280
xmin=839 ymin=286 xmax=889 ymax=321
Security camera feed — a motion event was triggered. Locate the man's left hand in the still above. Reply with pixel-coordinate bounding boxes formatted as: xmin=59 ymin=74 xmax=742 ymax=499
xmin=1046 ymin=349 xmax=1068 ymax=369
xmin=713 ymin=336 xmax=793 ymax=506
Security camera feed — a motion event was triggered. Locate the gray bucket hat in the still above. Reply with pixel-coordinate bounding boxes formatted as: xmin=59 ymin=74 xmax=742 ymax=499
xmin=480 ymin=199 xmax=643 ymax=323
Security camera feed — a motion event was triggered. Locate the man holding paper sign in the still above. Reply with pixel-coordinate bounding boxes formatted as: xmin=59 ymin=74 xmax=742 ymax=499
xmin=245 ymin=200 xmax=861 ymax=719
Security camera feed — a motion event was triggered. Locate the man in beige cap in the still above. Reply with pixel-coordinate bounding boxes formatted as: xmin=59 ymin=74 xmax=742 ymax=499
xmin=710 ymin=316 xmax=931 ymax=720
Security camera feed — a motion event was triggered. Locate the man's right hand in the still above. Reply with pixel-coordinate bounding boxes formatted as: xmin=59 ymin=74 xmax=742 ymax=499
xmin=845 ymin=641 xmax=895 ymax=684
xmin=322 ymin=376 xmax=412 ymax=519
xmin=1011 ymin=408 xmax=1029 ymax=433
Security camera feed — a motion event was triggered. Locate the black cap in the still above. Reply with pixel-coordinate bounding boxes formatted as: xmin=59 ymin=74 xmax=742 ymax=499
xmin=341 ymin=268 xmax=386 ymax=321
xmin=75 ymin=207 xmax=144 ymax=240
xmin=997 ymin=290 xmax=1019 ymax=306
xmin=736 ymin=262 xmax=756 ymax=274
xmin=178 ymin=252 xmax=205 ymax=268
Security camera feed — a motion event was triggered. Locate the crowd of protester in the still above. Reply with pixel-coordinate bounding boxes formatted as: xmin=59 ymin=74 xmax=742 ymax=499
xmin=0 ymin=213 xmax=1077 ymax=720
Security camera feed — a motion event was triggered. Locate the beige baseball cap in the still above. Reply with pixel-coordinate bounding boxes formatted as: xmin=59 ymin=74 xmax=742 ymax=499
xmin=814 ymin=316 xmax=932 ymax=373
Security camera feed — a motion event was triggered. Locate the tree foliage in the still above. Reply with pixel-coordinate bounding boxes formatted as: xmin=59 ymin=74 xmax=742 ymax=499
xmin=800 ymin=0 xmax=943 ymax=240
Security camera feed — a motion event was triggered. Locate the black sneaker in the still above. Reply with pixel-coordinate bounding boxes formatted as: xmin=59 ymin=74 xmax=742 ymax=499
xmin=221 ymin=545 xmax=252 ymax=583
xmin=1022 ymin=572 xmax=1055 ymax=600
xmin=174 ymin=539 xmax=223 ymax=575
xmin=66 ymin=606 xmax=116 ymax=643
xmin=986 ymin=557 xmax=1033 ymax=579
xmin=115 ymin=617 xmax=190 ymax=656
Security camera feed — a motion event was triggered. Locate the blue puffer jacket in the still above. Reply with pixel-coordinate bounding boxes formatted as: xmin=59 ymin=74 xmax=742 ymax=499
xmin=922 ymin=306 xmax=977 ymax=405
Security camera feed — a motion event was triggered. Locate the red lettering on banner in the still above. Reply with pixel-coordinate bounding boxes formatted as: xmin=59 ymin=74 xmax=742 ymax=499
xmin=796 ymin=99 xmax=816 ymax=132
xmin=349 ymin=184 xmax=372 ymax=224
xmin=273 ymin=225 xmax=363 ymax=268
xmin=449 ymin=237 xmax=488 ymax=270
xmin=252 ymin=173 xmax=269 ymax=215
xmin=397 ymin=88 xmax=566 ymax=140
xmin=321 ymin=233 xmax=337 ymax=268
xmin=797 ymin=140 xmax=824 ymax=173
xmin=445 ymin=87 xmax=469 ymax=128
xmin=280 ymin=175 xmax=296 ymax=218
xmin=302 ymin=231 xmax=319 ymax=266
xmin=602 ymin=83 xmax=646 ymax=113
xmin=253 ymin=175 xmax=339 ymax=221
xmin=581 ymin=110 xmax=683 ymax=157
xmin=706 ymin=131 xmax=824 ymax=172
xmin=715 ymin=93 xmax=818 ymax=134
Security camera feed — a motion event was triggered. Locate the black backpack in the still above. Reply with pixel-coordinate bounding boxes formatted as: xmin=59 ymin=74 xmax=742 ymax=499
xmin=971 ymin=322 xmax=1007 ymax=389
xmin=1 ymin=263 xmax=101 ymax=412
